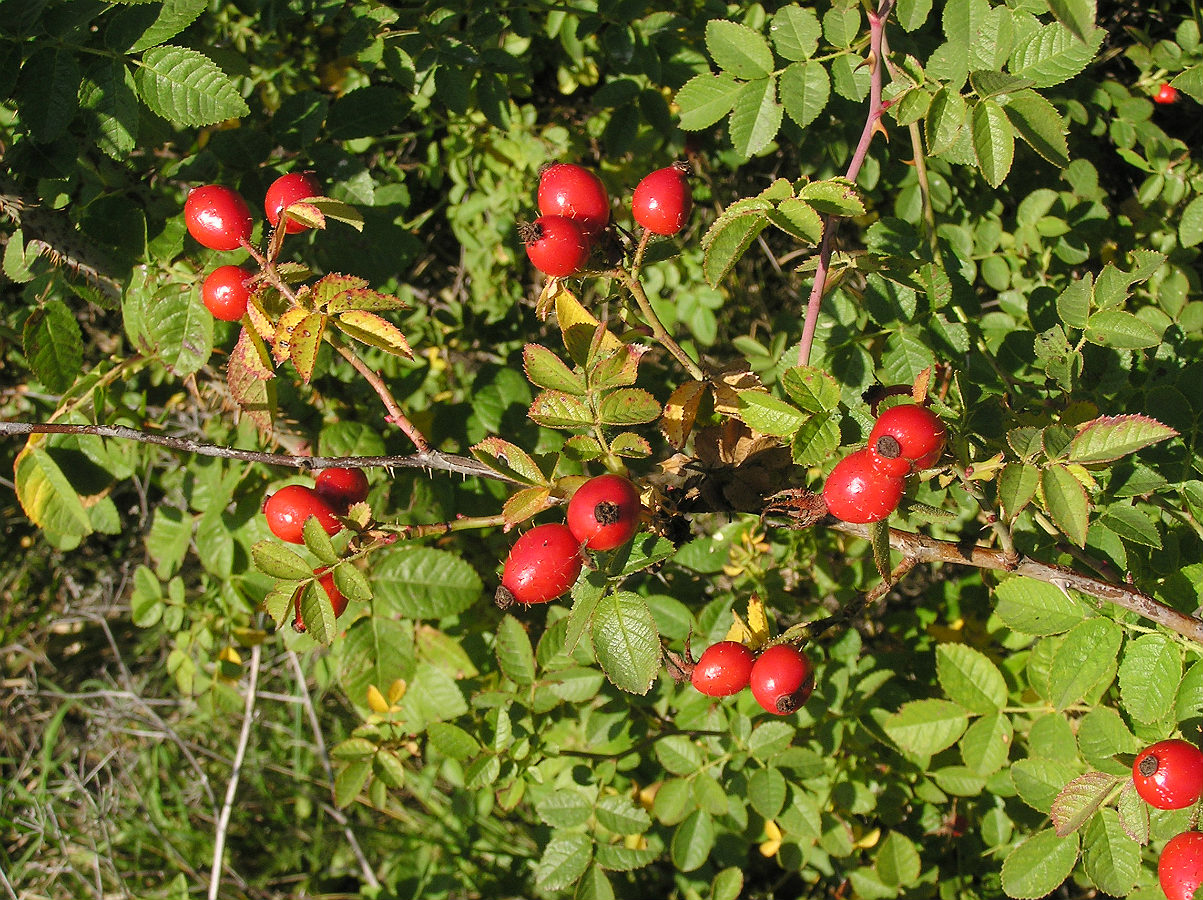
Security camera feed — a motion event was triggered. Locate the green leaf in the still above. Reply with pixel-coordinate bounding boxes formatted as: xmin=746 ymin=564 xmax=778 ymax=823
xmin=706 ymin=20 xmax=774 ymax=80
xmin=703 ymin=213 xmax=768 ymax=286
xmin=1115 ymin=783 xmax=1149 ymax=844
xmin=1118 ymin=633 xmax=1179 ymax=725
xmin=1048 ymin=618 xmax=1122 ymax=711
xmin=822 ymin=4 xmax=861 ymax=47
xmin=298 ymin=580 xmax=336 ymax=645
xmin=15 ymin=49 xmax=81 ymax=143
xmin=1044 ymin=0 xmax=1096 ymax=44
xmin=969 ymin=71 xmax=1035 ymax=98
xmin=960 ymin=710 xmax=1014 ymax=775
xmin=1050 ymin=771 xmax=1119 ymax=836
xmin=896 ymin=0 xmax=933 ymax=30
xmin=1177 ymin=659 xmax=1203 ymax=723
xmin=993 ymin=576 xmax=1090 ymax=635
xmin=334 ymin=757 xmax=371 ymax=808
xmin=972 ymin=99 xmax=1014 ymax=188
xmin=1054 ymin=278 xmax=1092 ymax=329
xmin=595 ymin=794 xmax=651 ymax=835
xmin=302 ymin=516 xmax=339 ymax=565
xmin=251 ymin=540 xmax=312 ymax=581
xmin=399 ymin=662 xmax=467 ymax=728
xmin=1001 ymin=829 xmax=1079 ymax=898
xmin=23 ymin=301 xmax=83 ymax=394
xmin=675 ymin=72 xmax=742 ymax=131
xmin=528 ymin=391 xmax=595 ymax=429
xmin=729 ymin=76 xmax=783 ymax=158
xmin=875 ymin=832 xmax=921 ymax=887
xmin=15 ymin=446 xmax=93 ymax=542
xmin=747 ymin=767 xmax=787 ymax=819
xmin=926 ymin=88 xmax=969 ymax=156
xmin=535 ymin=833 xmax=593 ymax=892
xmin=1008 ymin=24 xmax=1103 ymax=88
xmin=129 ymin=0 xmax=209 ymax=51
xmin=536 ymin=791 xmax=593 ymax=828
xmin=1082 ymin=809 xmax=1140 ymax=896
xmin=591 ymin=591 xmax=659 ymax=694
xmin=371 ymin=547 xmax=483 ymax=619
xmin=336 ymin=310 xmax=411 ymax=359
xmin=782 ymin=366 xmax=841 ymax=412
xmin=767 ymin=198 xmax=823 ymax=243
xmin=671 ymin=810 xmax=715 ymax=873
xmin=771 ymin=6 xmax=821 ymax=60
xmin=711 ymin=868 xmax=744 ymax=900
xmin=936 ymin=643 xmax=1008 ymax=713
xmin=147 ymin=283 xmax=213 ymax=377
xmin=80 ymin=62 xmax=140 ymax=159
xmin=426 ymin=722 xmax=479 ymax=762
xmin=780 ymin=60 xmax=830 ymax=130
xmin=1068 ymin=415 xmax=1178 ymax=465
xmin=133 ymin=45 xmax=249 ymax=126
xmin=748 ymin=720 xmax=797 ymax=759
xmin=1040 ymin=465 xmax=1089 ymax=547
xmin=596 ymin=389 xmax=661 ymax=426
xmin=1180 ymin=195 xmax=1203 ymax=248
xmin=1013 ymin=757 xmax=1081 ymax=814
xmin=1003 ymin=89 xmax=1070 ymax=168
xmin=998 ymin=463 xmax=1040 ymax=520
xmin=791 ymin=414 xmax=841 ymax=466
xmin=496 ymin=614 xmax=536 ymax=686
xmin=471 ymin=437 xmax=548 ymax=485
xmin=656 ymin=735 xmax=705 ymax=776
xmin=799 ymin=178 xmax=865 ymax=216
xmin=576 ymin=864 xmax=616 ymax=899
xmin=1084 ymin=309 xmax=1163 ymax=349
xmin=883 ymin=699 xmax=969 ymax=756
xmin=736 ymin=391 xmax=807 ymax=437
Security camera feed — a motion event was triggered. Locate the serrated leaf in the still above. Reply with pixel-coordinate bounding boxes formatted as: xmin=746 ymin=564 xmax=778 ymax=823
xmin=305 ymin=197 xmax=364 ymax=231
xmin=936 ymin=644 xmax=1007 ymax=713
xmin=1003 ymin=89 xmax=1070 ymax=168
xmin=926 ymin=87 xmax=969 ymax=156
xmin=1054 ymin=278 xmax=1092 ymax=329
xmin=961 ymin=711 xmax=1014 ymax=775
xmin=23 ymin=301 xmax=83 ymax=393
xmin=870 ymin=519 xmax=892 ymax=581
xmin=661 ymin=380 xmax=708 ymax=448
xmin=1009 ymin=24 xmax=1103 ymax=88
xmin=80 ymin=62 xmax=140 ymax=158
xmin=496 ymin=614 xmax=536 ymax=686
xmin=1050 ymin=771 xmax=1119 ymax=836
xmin=332 ymin=564 xmax=371 ymax=604
xmin=876 ymin=832 xmax=921 ymax=887
xmin=969 ymin=70 xmax=1036 ymax=98
xmin=595 ymin=794 xmax=651 ymax=835
xmin=592 ymin=845 xmax=655 ymax=874
xmin=610 ymin=432 xmax=652 ymax=459
xmin=747 ymin=767 xmax=787 ymax=820
xmin=334 ymin=758 xmax=371 ymax=808
xmin=536 ymin=833 xmax=593 ymax=892
xmin=790 ymin=414 xmax=840 ymax=467
xmin=703 ymin=213 xmax=768 ymax=286
xmin=325 ymin=288 xmax=406 ymax=315
xmin=227 ymin=328 xmax=276 ymax=431
xmin=780 ymin=59 xmax=831 ymax=130
xmin=736 ymin=391 xmax=806 ymax=437
xmin=676 ymin=72 xmax=742 ymax=130
xmin=994 ymin=576 xmax=1090 ymax=635
xmin=591 ymin=591 xmax=659 ymax=695
xmin=1083 ymin=309 xmax=1163 ymax=349
xmin=998 ymin=463 xmax=1040 ymax=520
xmin=501 ymin=486 xmax=553 ymax=526
xmin=883 ymin=699 xmax=969 ymax=756
xmin=339 ymin=617 xmax=415 ymax=712
xmin=133 ymin=45 xmax=249 ymax=126
xmin=1180 ymin=196 xmax=1203 ymax=248
xmin=798 ymin=178 xmax=866 ymax=216
xmin=556 ymin=288 xmax=624 ymax=366
xmin=251 ymin=540 xmax=312 ymax=581
xmin=128 ymin=0 xmax=209 ymax=51
xmin=1082 ymin=809 xmax=1140 ymax=897
xmin=336 ymin=309 xmax=412 ymax=359
xmin=771 ymin=5 xmax=821 ymax=60
xmin=298 ymin=580 xmax=336 ymax=644
xmin=972 ymin=99 xmax=1014 ymax=188
xmin=523 ymin=344 xmax=586 ymax=393
xmin=1048 ymin=618 xmax=1122 ymax=711
xmin=729 ymin=76 xmax=783 ymax=158
xmin=301 ymin=516 xmax=339 ymax=564
xmin=1044 ymin=0 xmax=1096 ymax=44
xmin=529 ymin=391 xmax=595 ymax=429
xmin=15 ymin=49 xmax=80 ymax=143
xmin=470 ymin=437 xmax=548 ymax=485
xmin=1115 ymin=783 xmax=1149 ymax=844
xmin=706 ymin=20 xmax=774 ymax=80
xmin=148 ymin=284 xmax=213 ymax=377
xmin=596 ymin=389 xmax=661 ymax=426
xmin=371 ymin=547 xmax=483 ymax=619
xmin=590 ymin=345 xmax=642 ymax=391
xmin=1001 ymin=829 xmax=1079 ymax=898
xmin=782 ymin=366 xmax=840 ymax=412
xmin=1041 ymin=465 xmax=1089 ymax=547
xmin=1118 ymin=633 xmax=1179 ymax=724
xmin=1068 ymin=415 xmax=1177 ymax=465
xmin=671 ymin=810 xmax=715 ymax=872
xmin=14 ymin=446 xmax=93 ymax=540
xmin=767 ymin=198 xmax=823 ymax=243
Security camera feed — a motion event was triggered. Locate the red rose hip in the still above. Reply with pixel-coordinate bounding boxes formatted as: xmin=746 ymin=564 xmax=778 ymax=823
xmin=264 ymin=484 xmax=342 ymax=544
xmin=185 ymin=184 xmax=253 ymax=251
xmin=566 ymin=474 xmax=642 ymax=551
xmin=265 ymin=171 xmax=321 ymax=234
xmin=691 ymin=641 xmax=755 ymax=697
xmin=538 ymin=163 xmax=610 ymax=240
xmin=497 ymin=522 xmax=583 ymax=607
xmin=750 ymin=644 xmax=814 ymax=715
xmin=1160 ymin=831 xmax=1203 ymax=900
xmin=522 ymin=215 xmax=591 ymax=277
xmin=868 ymin=403 xmax=947 ymax=470
xmin=1133 ymin=739 xmax=1203 ymax=810
xmin=315 ymin=466 xmax=370 ymax=510
xmin=1155 ymin=83 xmax=1179 ymax=105
xmin=822 ymin=448 xmax=905 ymax=524
xmin=631 ymin=163 xmax=692 ymax=236
xmin=202 ymin=265 xmax=252 ymax=321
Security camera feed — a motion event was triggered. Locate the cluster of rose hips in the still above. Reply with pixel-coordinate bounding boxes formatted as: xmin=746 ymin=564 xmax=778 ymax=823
xmin=522 ymin=161 xmax=693 ymax=278
xmin=185 ymin=171 xmax=322 ymax=321
xmin=822 ymin=402 xmax=948 ymax=524
xmin=1130 ymin=739 xmax=1203 ymax=900
xmin=262 ymin=467 xmax=369 ymax=632
xmin=690 ymin=639 xmax=815 ymax=716
xmin=496 ymin=474 xmax=643 ymax=607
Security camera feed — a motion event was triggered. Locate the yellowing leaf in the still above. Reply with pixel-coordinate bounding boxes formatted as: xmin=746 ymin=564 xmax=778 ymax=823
xmin=745 ymin=595 xmax=771 ymax=649
xmin=336 ymin=310 xmax=413 ymax=358
xmin=759 ymin=820 xmax=782 ymax=857
xmin=366 ymin=683 xmax=391 ymax=713
xmin=288 ymin=312 xmax=328 ymax=383
xmin=273 ymin=306 xmax=309 ymax=364
xmin=555 ymin=287 xmax=622 ymax=365
xmin=724 ymin=611 xmax=753 ymax=644
xmin=387 ymin=678 xmax=407 ymax=704
xmin=661 ymin=380 xmax=709 ymax=448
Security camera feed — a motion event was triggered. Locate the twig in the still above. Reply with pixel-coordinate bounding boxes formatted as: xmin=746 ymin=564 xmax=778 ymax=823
xmin=208 ymin=642 xmax=262 ymax=900
xmin=798 ymin=0 xmax=897 ymax=367
xmin=792 ymin=558 xmax=918 ymax=641
xmin=827 ymin=521 xmax=1203 ymax=644
xmin=620 ymin=269 xmax=705 ymax=381
xmin=0 ymin=421 xmax=516 ymax=484
xmin=952 ymin=465 xmax=1019 ymax=564
xmin=286 ymin=650 xmax=380 ymax=891
xmin=332 ymin=339 xmax=432 ymax=454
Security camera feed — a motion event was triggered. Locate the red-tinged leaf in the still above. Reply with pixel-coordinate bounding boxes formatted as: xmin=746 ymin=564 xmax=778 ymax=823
xmin=313 ymin=273 xmax=370 ymax=308
xmin=1067 ymin=414 xmax=1179 ymax=465
xmin=245 ymin=298 xmax=276 ymax=341
xmin=336 ymin=309 xmax=413 ymax=358
xmin=590 ymin=344 xmax=646 ymax=391
xmin=523 ymin=344 xmax=586 ymax=393
xmin=1051 ymin=771 xmax=1120 ymax=837
xmin=661 ymin=381 xmax=709 ymax=449
xmin=528 ymin=391 xmax=594 ymax=429
xmin=563 ymin=435 xmax=606 ymax=462
xmin=288 ymin=311 xmax=328 ymax=383
xmin=470 ymin=438 xmax=548 ymax=485
xmin=228 ymin=328 xmax=276 ymax=430
xmin=610 ymin=432 xmax=652 ymax=458
xmin=597 ymin=388 xmax=661 ymax=426
xmin=306 ymin=197 xmax=364 ymax=231
xmin=326 ymin=288 xmax=408 ymax=315
xmin=273 ymin=306 xmax=310 ymax=364
xmin=502 ymin=486 xmax=553 ymax=526
xmin=282 ymin=200 xmax=325 ymax=231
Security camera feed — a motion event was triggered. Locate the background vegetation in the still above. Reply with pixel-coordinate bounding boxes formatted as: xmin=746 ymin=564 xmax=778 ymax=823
xmin=2 ymin=0 xmax=1201 ymax=898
